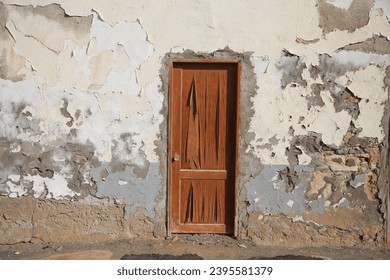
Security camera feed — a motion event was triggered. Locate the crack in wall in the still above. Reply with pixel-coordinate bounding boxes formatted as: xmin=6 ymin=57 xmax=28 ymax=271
xmin=0 ymin=0 xmax=389 ymax=245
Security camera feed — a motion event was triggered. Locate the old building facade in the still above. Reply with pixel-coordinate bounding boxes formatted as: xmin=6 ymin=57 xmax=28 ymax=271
xmin=1 ymin=0 xmax=390 ymax=246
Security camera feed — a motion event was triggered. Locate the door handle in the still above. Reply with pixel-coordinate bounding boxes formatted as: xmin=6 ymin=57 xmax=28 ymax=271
xmin=173 ymin=153 xmax=180 ymax=161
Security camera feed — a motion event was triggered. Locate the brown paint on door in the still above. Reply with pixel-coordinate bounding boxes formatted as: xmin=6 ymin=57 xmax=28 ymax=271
xmin=169 ymin=61 xmax=240 ymax=234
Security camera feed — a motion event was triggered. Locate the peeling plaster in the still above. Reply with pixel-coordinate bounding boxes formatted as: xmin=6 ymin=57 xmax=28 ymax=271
xmin=318 ymin=0 xmax=374 ymax=33
xmin=326 ymin=0 xmax=354 ymax=10
xmin=0 ymin=0 xmax=389 ymax=245
xmin=0 ymin=2 xmax=164 ymax=224
xmin=6 ymin=4 xmax=92 ymax=53
xmin=91 ymin=163 xmax=162 ymax=217
xmin=340 ymin=35 xmax=390 ymax=55
xmin=348 ymin=65 xmax=388 ymax=139
xmin=275 ymin=50 xmax=307 ymax=89
xmin=250 ymin=55 xmax=270 ymax=75
xmin=247 ymin=165 xmax=313 ymax=215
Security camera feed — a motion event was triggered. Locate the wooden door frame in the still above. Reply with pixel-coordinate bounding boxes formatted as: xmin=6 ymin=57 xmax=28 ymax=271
xmin=388 ymin=166 xmax=390 ymax=243
xmin=167 ymin=59 xmax=241 ymax=236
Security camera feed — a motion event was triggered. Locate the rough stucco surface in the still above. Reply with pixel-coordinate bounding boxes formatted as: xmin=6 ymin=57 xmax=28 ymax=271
xmin=318 ymin=0 xmax=375 ymax=33
xmin=0 ymin=0 xmax=390 ymax=246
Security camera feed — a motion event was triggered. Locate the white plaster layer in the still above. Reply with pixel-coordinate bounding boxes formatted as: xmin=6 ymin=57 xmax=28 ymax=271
xmin=375 ymin=0 xmax=390 ymax=21
xmin=0 ymin=0 xmax=389 ymax=202
xmin=2 ymin=8 xmax=161 ymax=163
xmin=249 ymin=48 xmax=390 ymax=164
xmin=326 ymin=0 xmax=353 ymax=10
xmin=347 ymin=65 xmax=388 ymax=139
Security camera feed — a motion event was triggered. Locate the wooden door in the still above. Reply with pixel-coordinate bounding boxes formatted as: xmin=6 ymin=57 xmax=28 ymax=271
xmin=169 ymin=61 xmax=240 ymax=234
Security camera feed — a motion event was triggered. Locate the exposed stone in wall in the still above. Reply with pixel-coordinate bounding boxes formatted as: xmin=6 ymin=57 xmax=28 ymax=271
xmin=1 ymin=0 xmax=389 ymax=246
xmin=318 ymin=0 xmax=374 ymax=33
xmin=340 ymin=35 xmax=390 ymax=55
xmin=247 ymin=46 xmax=388 ymax=242
xmin=306 ymin=83 xmax=325 ymax=109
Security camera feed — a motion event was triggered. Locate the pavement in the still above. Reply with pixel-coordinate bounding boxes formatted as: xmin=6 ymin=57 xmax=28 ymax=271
xmin=1 ymin=234 xmax=390 ymax=260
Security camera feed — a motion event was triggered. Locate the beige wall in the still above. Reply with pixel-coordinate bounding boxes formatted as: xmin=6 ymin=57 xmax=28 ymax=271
xmin=1 ymin=0 xmax=389 ymax=245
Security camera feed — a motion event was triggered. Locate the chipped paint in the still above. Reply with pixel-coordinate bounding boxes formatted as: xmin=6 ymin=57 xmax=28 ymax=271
xmin=375 ymin=0 xmax=390 ymax=22
xmin=326 ymin=0 xmax=354 ymax=10
xmin=90 ymin=163 xmax=162 ymax=217
xmin=0 ymin=0 xmax=389 ymax=245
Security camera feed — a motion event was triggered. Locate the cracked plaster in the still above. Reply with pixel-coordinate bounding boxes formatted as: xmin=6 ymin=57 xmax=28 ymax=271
xmin=0 ymin=0 xmax=389 ymax=244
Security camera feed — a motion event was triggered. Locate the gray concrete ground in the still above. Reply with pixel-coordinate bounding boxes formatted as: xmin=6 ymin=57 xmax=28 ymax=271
xmin=1 ymin=234 xmax=390 ymax=260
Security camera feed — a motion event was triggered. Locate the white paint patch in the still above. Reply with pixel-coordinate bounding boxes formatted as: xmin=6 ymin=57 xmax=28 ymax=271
xmin=8 ymin=174 xmax=21 ymax=182
xmin=89 ymin=13 xmax=154 ymax=73
xmin=170 ymin=46 xmax=186 ymax=53
xmin=308 ymin=103 xmax=351 ymax=146
xmin=332 ymin=51 xmax=390 ymax=70
xmin=6 ymin=20 xmax=58 ymax=84
xmin=0 ymin=11 xmax=162 ymax=167
xmin=292 ymin=215 xmax=304 ymax=222
xmin=326 ymin=0 xmax=353 ymax=10
xmin=298 ymin=152 xmax=312 ymax=165
xmin=6 ymin=184 xmax=26 ymax=198
xmin=251 ymin=55 xmax=270 ymax=75
xmin=1 ymin=0 xmax=389 ymax=206
xmin=118 ymin=180 xmax=128 ymax=186
xmin=24 ymin=173 xmax=80 ymax=199
xmin=5 ymin=175 xmax=26 ymax=198
xmin=346 ymin=65 xmax=388 ymax=140
xmin=10 ymin=144 xmax=21 ymax=153
xmin=375 ymin=0 xmax=390 ymax=21
xmin=249 ymin=81 xmax=308 ymax=164
xmin=145 ymin=77 xmax=164 ymax=162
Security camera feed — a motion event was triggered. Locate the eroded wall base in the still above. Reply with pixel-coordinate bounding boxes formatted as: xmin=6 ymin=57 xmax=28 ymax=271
xmin=248 ymin=211 xmax=381 ymax=247
xmin=0 ymin=1 xmax=389 ymax=246
xmin=0 ymin=196 xmax=158 ymax=244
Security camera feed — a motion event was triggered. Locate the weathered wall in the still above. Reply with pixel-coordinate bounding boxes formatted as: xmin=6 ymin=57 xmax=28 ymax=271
xmin=1 ymin=0 xmax=389 ymax=246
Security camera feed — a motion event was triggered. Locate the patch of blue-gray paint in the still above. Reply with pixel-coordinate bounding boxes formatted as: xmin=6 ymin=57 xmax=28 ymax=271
xmin=90 ymin=162 xmax=162 ymax=218
xmin=294 ymin=165 xmax=315 ymax=173
xmin=349 ymin=173 xmax=365 ymax=189
xmin=307 ymin=197 xmax=325 ymax=214
xmin=246 ymin=165 xmax=312 ymax=215
xmin=124 ymin=206 xmax=132 ymax=220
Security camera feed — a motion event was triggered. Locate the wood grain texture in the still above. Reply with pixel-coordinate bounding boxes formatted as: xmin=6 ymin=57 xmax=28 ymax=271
xmin=169 ymin=61 xmax=239 ymax=234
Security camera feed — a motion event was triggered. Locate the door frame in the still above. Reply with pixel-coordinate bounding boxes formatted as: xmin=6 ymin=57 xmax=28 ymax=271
xmin=388 ymin=166 xmax=390 ymax=243
xmin=167 ymin=59 xmax=241 ymax=236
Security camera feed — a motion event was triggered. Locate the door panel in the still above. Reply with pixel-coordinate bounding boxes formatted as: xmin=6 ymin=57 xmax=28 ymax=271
xmin=170 ymin=61 xmax=239 ymax=234
xmin=179 ymin=180 xmax=225 ymax=224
